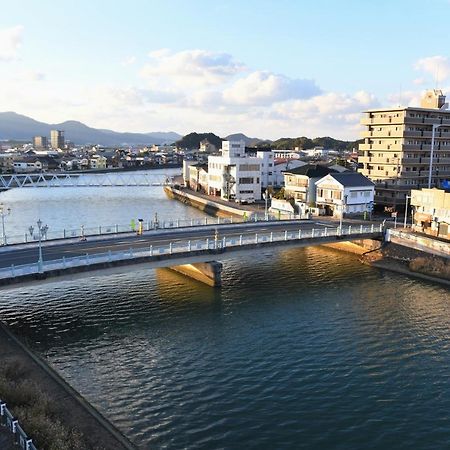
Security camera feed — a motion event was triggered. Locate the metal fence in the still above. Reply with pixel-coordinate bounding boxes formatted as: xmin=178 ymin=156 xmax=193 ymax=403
xmin=0 ymin=401 xmax=38 ymax=450
xmin=0 ymin=224 xmax=383 ymax=281
xmin=2 ymin=213 xmax=294 ymax=246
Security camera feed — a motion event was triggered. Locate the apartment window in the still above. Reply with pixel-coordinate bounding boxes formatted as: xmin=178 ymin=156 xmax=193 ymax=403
xmin=240 ymin=164 xmax=260 ymax=171
xmin=350 ymin=191 xmax=358 ymax=198
xmin=239 ymin=177 xmax=254 ymax=184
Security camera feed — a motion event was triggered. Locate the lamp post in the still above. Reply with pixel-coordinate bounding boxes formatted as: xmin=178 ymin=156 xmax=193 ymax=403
xmin=0 ymin=203 xmax=11 ymax=246
xmin=29 ymin=219 xmax=48 ymax=273
xmin=404 ymin=195 xmax=411 ymax=228
xmin=339 ymin=194 xmax=347 ymax=234
xmin=428 ymin=123 xmax=443 ymax=189
xmin=263 ymin=191 xmax=272 ymax=221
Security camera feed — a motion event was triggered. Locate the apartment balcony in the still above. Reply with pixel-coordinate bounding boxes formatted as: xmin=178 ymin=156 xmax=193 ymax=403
xmin=286 ymin=185 xmax=308 ymax=191
xmin=359 ymin=143 xmax=403 ymax=151
xmin=360 ymin=130 xmax=405 ymax=138
xmin=360 ymin=116 xmax=404 ymax=126
xmin=404 ymin=116 xmax=450 ymax=126
xmin=316 ymin=196 xmax=338 ymax=205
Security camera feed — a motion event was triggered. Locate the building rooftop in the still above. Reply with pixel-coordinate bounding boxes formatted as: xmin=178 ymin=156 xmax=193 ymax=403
xmin=327 ymin=172 xmax=375 ymax=187
xmin=283 ymin=164 xmax=336 ymax=178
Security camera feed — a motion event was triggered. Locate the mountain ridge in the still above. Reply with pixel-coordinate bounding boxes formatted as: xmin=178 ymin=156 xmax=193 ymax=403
xmin=0 ymin=112 xmax=182 ymax=146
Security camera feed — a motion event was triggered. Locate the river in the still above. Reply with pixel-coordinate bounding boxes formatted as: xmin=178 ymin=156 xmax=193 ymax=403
xmin=1 ymin=170 xmax=449 ymax=449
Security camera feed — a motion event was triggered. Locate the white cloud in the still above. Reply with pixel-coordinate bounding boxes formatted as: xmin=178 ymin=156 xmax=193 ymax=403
xmin=413 ymin=77 xmax=425 ymax=86
xmin=121 ymin=55 xmax=136 ymax=66
xmin=223 ymin=71 xmax=321 ymax=106
xmin=0 ymin=25 xmax=24 ymax=61
xmin=414 ymin=55 xmax=450 ymax=83
xmin=0 ymin=42 xmax=383 ymax=140
xmin=141 ymin=49 xmax=245 ymax=88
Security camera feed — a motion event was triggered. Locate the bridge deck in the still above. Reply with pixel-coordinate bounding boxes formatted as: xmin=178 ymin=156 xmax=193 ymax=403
xmin=0 ymin=223 xmax=383 ymax=286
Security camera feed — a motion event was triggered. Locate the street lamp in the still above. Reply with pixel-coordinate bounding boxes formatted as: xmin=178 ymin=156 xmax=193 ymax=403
xmin=263 ymin=191 xmax=272 ymax=221
xmin=428 ymin=123 xmax=444 ymax=189
xmin=404 ymin=195 xmax=411 ymax=228
xmin=0 ymin=203 xmax=11 ymax=246
xmin=29 ymin=219 xmax=49 ymax=273
xmin=339 ymin=194 xmax=348 ymax=234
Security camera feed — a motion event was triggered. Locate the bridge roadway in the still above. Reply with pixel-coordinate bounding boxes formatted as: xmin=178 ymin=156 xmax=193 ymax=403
xmin=0 ymin=219 xmax=371 ymax=269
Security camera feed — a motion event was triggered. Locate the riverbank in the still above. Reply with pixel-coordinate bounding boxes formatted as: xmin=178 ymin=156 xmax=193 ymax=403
xmin=325 ymin=239 xmax=450 ymax=286
xmin=0 ymin=322 xmax=136 ymax=450
xmin=164 ymin=185 xmax=256 ymax=218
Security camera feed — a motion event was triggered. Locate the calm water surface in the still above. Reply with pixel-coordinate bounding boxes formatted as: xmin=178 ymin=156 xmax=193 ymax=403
xmin=0 ymin=178 xmax=449 ymax=449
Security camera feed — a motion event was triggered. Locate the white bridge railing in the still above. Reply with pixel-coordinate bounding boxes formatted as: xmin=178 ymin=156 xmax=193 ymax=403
xmin=0 ymin=224 xmax=383 ymax=281
xmin=2 ymin=214 xmax=285 ymax=246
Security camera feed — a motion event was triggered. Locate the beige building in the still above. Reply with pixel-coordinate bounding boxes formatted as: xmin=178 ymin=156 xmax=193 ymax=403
xmin=410 ymin=188 xmax=450 ymax=240
xmin=358 ymin=90 xmax=450 ymax=208
xmin=50 ymin=129 xmax=65 ymax=149
xmin=33 ymin=136 xmax=48 ymax=149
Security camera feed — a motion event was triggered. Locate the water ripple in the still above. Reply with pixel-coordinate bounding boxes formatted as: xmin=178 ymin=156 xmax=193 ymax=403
xmin=1 ymin=246 xmax=449 ymax=449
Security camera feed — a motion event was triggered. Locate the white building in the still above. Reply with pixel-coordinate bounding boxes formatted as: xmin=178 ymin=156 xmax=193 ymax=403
xmin=208 ymin=141 xmax=261 ymax=203
xmin=272 ymin=149 xmax=301 ymax=159
xmin=315 ymin=172 xmax=375 ymax=218
xmin=302 ymin=146 xmax=330 ymax=157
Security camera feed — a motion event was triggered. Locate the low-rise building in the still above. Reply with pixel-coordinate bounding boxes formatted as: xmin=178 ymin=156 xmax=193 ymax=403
xmin=315 ymin=172 xmax=375 ymax=217
xmin=0 ymin=153 xmax=16 ymax=173
xmin=208 ymin=140 xmax=261 ymax=202
xmin=283 ymin=164 xmax=337 ymax=204
xmin=188 ymin=163 xmax=209 ymax=193
xmin=410 ymin=188 xmax=450 ymax=239
xmin=272 ymin=149 xmax=301 ymax=159
xmin=89 ymin=155 xmax=107 ymax=169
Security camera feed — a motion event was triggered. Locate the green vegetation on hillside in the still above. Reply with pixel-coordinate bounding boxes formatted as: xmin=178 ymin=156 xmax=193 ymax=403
xmin=257 ymin=136 xmax=361 ymax=152
xmin=175 ymin=132 xmax=222 ymax=150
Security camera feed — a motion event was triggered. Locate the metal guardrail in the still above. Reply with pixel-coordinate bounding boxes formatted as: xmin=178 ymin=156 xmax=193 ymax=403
xmin=0 ymin=224 xmax=383 ymax=280
xmin=0 ymin=401 xmax=38 ymax=450
xmin=2 ymin=214 xmax=291 ymax=246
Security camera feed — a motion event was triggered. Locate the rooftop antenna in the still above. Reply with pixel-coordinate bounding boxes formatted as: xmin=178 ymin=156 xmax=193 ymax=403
xmin=435 ymin=67 xmax=439 ymax=90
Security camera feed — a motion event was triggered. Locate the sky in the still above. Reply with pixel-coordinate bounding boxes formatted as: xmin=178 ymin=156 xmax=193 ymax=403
xmin=1 ymin=0 xmax=450 ymax=140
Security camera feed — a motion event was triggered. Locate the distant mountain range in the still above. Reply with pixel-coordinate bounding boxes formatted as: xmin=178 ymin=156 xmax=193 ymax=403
xmin=0 ymin=112 xmax=358 ymax=151
xmin=0 ymin=112 xmax=182 ymax=146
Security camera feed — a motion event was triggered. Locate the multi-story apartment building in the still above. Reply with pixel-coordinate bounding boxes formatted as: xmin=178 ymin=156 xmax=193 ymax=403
xmin=50 ymin=129 xmax=65 ymax=149
xmin=33 ymin=136 xmax=48 ymax=149
xmin=208 ymin=140 xmax=261 ymax=203
xmin=358 ymin=90 xmax=450 ymax=208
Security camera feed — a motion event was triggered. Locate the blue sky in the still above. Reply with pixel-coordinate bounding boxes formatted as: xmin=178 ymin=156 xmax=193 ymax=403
xmin=1 ymin=0 xmax=449 ymax=139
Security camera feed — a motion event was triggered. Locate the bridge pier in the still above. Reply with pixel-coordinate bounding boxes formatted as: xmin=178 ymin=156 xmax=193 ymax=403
xmin=170 ymin=261 xmax=222 ymax=287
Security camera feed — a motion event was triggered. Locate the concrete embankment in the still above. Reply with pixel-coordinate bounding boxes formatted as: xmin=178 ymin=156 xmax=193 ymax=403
xmin=324 ymin=237 xmax=450 ymax=286
xmin=0 ymin=322 xmax=137 ymax=450
xmin=164 ymin=185 xmax=254 ymax=218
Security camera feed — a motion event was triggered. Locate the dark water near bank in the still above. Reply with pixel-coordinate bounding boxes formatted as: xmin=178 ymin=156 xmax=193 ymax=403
xmin=1 ymin=245 xmax=449 ymax=449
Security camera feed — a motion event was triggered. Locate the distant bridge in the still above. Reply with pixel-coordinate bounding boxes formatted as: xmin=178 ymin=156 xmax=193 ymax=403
xmin=0 ymin=173 xmax=173 ymax=190
xmin=0 ymin=221 xmax=384 ymax=287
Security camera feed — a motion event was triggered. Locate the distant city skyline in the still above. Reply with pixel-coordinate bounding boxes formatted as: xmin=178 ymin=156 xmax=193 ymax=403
xmin=1 ymin=0 xmax=449 ymax=140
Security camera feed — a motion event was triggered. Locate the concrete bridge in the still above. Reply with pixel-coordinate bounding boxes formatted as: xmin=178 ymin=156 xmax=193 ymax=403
xmin=0 ymin=220 xmax=384 ymax=288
